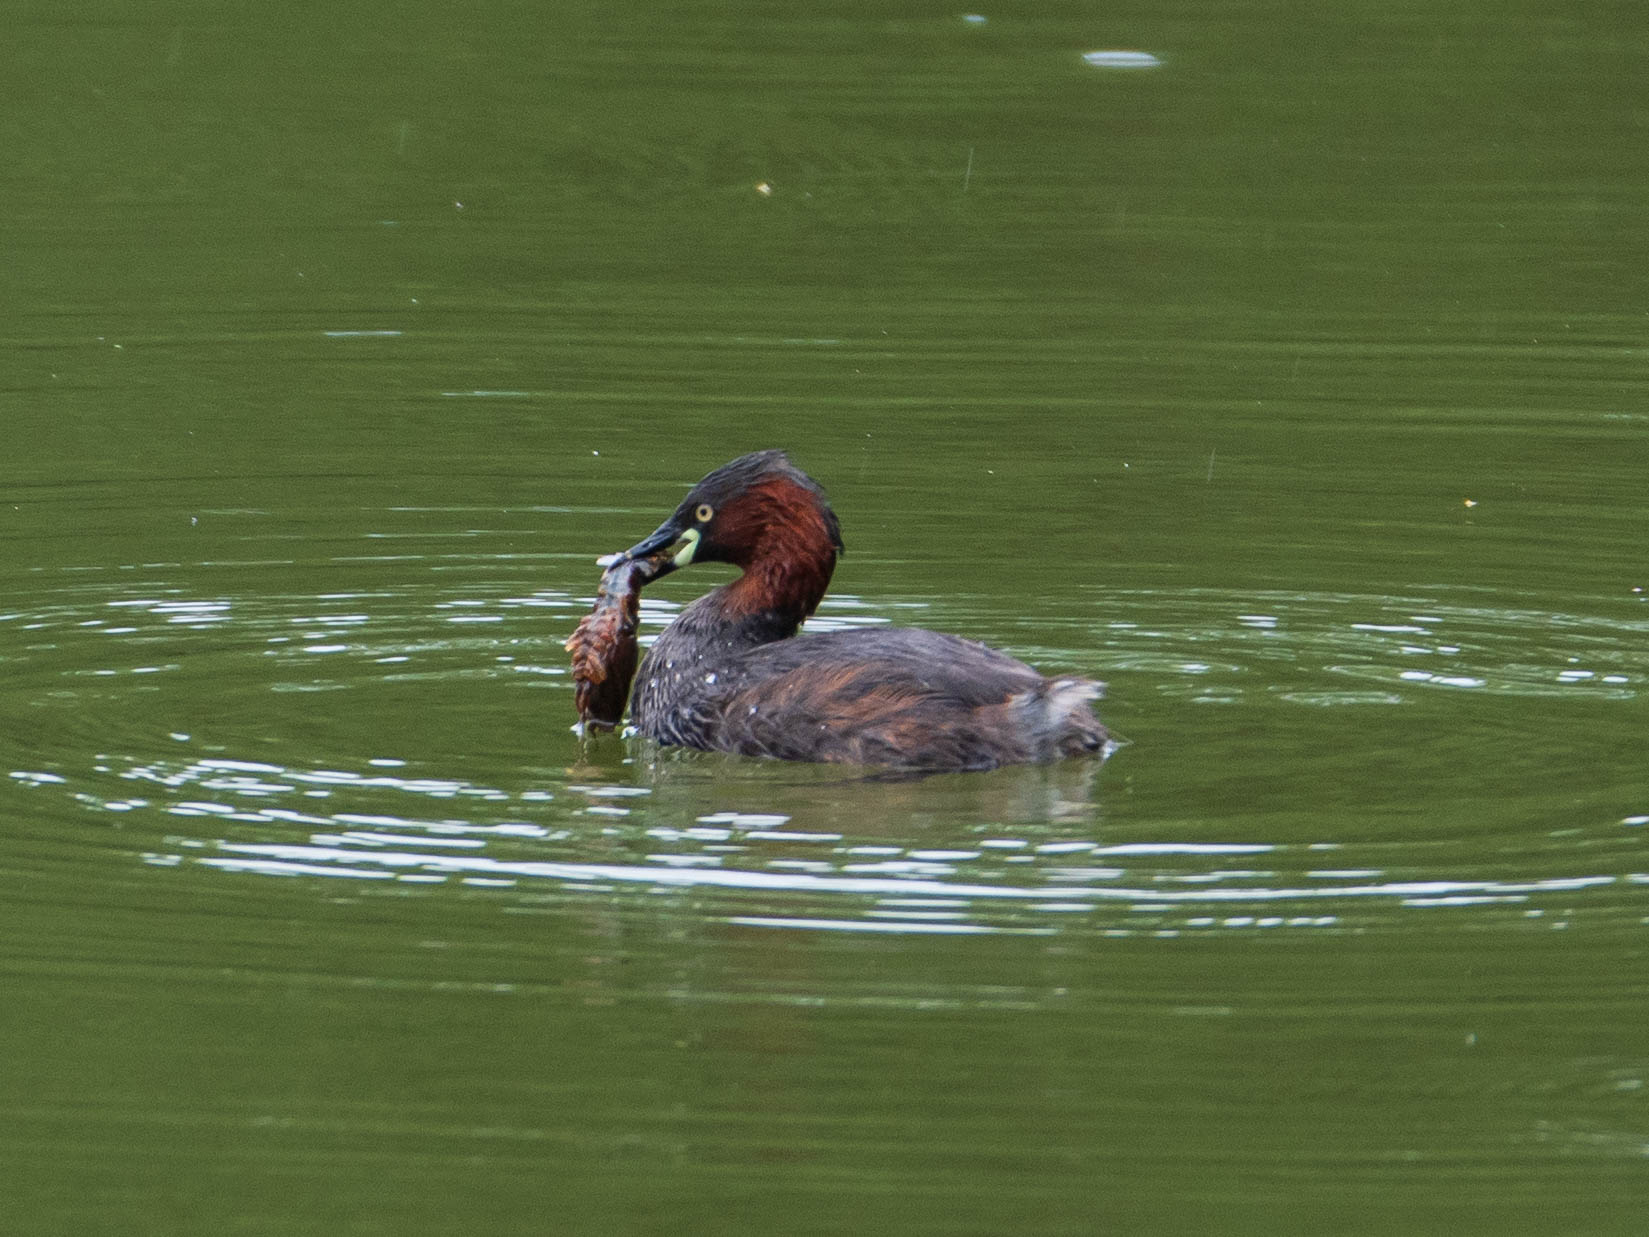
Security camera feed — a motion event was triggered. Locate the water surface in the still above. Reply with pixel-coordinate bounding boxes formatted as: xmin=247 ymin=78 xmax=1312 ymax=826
xmin=5 ymin=1 xmax=1648 ymax=1232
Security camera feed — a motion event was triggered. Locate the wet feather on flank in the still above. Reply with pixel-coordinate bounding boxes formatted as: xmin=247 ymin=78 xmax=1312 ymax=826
xmin=573 ymin=450 xmax=1109 ymax=771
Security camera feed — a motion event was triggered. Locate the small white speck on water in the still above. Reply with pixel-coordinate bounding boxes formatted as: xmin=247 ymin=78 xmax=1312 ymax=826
xmin=1082 ymin=49 xmax=1162 ymax=69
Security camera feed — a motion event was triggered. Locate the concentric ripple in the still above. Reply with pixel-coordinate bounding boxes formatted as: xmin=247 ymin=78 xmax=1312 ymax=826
xmin=7 ymin=566 xmax=1645 ymax=939
xmin=1069 ymin=586 xmax=1647 ymax=704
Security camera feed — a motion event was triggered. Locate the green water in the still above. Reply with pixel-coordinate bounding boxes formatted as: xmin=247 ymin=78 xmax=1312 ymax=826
xmin=5 ymin=2 xmax=1648 ymax=1232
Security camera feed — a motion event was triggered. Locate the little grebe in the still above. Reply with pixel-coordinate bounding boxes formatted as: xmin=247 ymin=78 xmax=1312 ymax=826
xmin=598 ymin=450 xmax=1109 ymax=772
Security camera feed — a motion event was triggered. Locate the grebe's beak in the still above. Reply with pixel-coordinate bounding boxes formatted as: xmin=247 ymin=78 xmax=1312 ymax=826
xmin=601 ymin=519 xmax=700 ymax=572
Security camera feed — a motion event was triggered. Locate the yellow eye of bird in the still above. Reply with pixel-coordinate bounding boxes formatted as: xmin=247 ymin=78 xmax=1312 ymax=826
xmin=695 ymin=503 xmax=714 ymax=523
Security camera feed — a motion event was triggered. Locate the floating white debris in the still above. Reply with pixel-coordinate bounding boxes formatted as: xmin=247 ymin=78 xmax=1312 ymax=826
xmin=1082 ymin=50 xmax=1162 ymax=69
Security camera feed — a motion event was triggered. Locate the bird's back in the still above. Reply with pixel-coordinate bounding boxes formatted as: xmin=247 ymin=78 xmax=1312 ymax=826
xmin=637 ymin=626 xmax=1107 ymax=771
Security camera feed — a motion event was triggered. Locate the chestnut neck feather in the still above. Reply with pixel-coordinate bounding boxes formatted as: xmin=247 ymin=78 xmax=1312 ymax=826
xmin=716 ymin=479 xmax=838 ymax=629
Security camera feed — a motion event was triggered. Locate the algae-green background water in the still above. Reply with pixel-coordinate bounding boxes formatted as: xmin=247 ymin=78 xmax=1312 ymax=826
xmin=4 ymin=3 xmax=1647 ymax=1232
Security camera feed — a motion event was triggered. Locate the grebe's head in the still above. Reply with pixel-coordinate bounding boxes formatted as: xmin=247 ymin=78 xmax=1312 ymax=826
xmin=611 ymin=450 xmax=843 ymax=580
